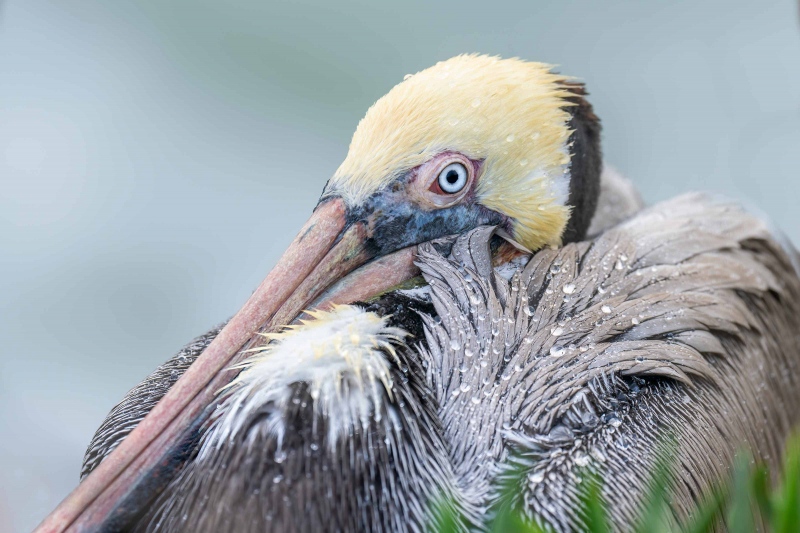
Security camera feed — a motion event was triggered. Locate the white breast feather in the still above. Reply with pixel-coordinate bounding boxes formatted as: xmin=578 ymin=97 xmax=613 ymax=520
xmin=200 ymin=305 xmax=408 ymax=457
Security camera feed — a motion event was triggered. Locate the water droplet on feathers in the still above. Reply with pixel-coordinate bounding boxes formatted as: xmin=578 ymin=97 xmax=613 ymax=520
xmin=550 ymin=346 xmax=565 ymax=357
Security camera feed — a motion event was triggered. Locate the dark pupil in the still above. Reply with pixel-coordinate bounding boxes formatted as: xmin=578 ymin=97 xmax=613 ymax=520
xmin=446 ymin=170 xmax=459 ymax=184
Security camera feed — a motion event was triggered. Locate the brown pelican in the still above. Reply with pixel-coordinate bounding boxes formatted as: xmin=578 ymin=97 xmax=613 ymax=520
xmin=36 ymin=55 xmax=800 ymax=532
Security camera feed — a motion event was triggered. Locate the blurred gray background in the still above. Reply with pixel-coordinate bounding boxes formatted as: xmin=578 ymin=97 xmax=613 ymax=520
xmin=1 ymin=0 xmax=799 ymax=531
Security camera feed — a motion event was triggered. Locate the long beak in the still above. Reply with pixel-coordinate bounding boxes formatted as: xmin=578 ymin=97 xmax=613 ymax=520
xmin=35 ymin=197 xmax=421 ymax=533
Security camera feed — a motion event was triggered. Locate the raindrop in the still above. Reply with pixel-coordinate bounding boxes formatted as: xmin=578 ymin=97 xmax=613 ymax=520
xmin=631 ymin=317 xmax=640 ymax=325
xmin=529 ymin=471 xmax=544 ymax=484
xmin=450 ymin=339 xmax=461 ymax=351
xmin=506 ymin=134 xmax=516 ymax=142
xmin=464 ymin=347 xmax=475 ymax=358
xmin=590 ymin=448 xmax=607 ymax=462
xmin=597 ymin=285 xmax=607 ymax=294
xmin=459 ymin=363 xmax=469 ymax=373
xmin=550 ymin=346 xmax=566 ymax=357
xmin=608 ymin=416 xmax=622 ymax=428
xmin=562 ymin=283 xmax=576 ymax=295
xmin=310 ymin=442 xmax=319 ymax=451
xmin=550 ymin=326 xmax=564 ymax=336
xmin=274 ymin=449 xmax=287 ymax=464
xmin=601 ymin=305 xmax=612 ymax=314
xmin=273 ymin=474 xmax=284 ymax=484
xmin=574 ymin=453 xmax=590 ymax=467
xmin=460 ymin=383 xmax=471 ymax=393
xmin=471 ymin=396 xmax=481 ymax=405
xmin=615 ymin=260 xmax=625 ymax=271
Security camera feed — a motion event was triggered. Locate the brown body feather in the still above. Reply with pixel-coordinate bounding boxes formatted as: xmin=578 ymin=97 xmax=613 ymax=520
xmin=82 ymin=193 xmax=800 ymax=532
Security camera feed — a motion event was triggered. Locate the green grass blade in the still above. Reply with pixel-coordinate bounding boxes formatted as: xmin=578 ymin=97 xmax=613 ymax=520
xmin=680 ymin=483 xmax=727 ymax=533
xmin=576 ymin=469 xmax=610 ymax=533
xmin=632 ymin=437 xmax=677 ymax=533
xmin=726 ymin=452 xmax=757 ymax=533
xmin=428 ymin=494 xmax=464 ymax=533
xmin=750 ymin=465 xmax=772 ymax=528
xmin=771 ymin=433 xmax=800 ymax=533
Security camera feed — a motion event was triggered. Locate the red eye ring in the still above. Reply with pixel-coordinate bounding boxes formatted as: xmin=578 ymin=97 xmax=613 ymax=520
xmin=410 ymin=152 xmax=478 ymax=209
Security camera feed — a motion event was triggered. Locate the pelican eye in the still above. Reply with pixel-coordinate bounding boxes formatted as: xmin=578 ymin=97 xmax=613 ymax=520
xmin=437 ymin=163 xmax=468 ymax=194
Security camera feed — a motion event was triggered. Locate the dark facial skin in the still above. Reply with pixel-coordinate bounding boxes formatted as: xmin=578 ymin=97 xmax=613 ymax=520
xmin=333 ymin=153 xmax=508 ymax=258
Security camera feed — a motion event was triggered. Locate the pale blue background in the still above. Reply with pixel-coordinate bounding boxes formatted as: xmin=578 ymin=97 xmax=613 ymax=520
xmin=1 ymin=1 xmax=799 ymax=531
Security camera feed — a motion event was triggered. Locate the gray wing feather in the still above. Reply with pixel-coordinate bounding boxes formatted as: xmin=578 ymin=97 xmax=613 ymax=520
xmin=417 ymin=192 xmax=800 ymax=531
xmin=81 ymin=192 xmax=800 ymax=532
xmin=586 ymin=165 xmax=645 ymax=237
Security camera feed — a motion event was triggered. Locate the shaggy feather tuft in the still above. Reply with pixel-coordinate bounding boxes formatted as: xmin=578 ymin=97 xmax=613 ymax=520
xmin=201 ymin=305 xmax=408 ymax=456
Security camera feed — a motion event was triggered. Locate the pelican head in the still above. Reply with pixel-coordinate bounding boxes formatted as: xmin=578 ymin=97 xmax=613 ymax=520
xmin=328 ymin=54 xmax=599 ymax=252
xmin=42 ymin=54 xmax=602 ymax=531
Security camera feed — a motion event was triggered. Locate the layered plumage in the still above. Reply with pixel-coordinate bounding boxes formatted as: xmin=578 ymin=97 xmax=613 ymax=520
xmin=83 ymin=190 xmax=800 ymax=531
xmin=48 ymin=51 xmax=798 ymax=533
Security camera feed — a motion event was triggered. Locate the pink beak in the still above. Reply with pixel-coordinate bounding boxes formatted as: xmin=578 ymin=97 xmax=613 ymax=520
xmin=35 ymin=197 xmax=422 ymax=532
